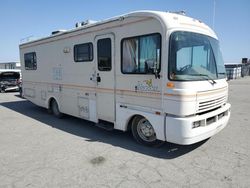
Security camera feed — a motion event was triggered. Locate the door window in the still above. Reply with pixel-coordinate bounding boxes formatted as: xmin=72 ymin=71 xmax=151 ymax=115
xmin=97 ymin=38 xmax=111 ymax=71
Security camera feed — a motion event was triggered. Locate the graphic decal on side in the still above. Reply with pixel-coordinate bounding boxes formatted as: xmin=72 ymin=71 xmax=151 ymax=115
xmin=135 ymin=79 xmax=159 ymax=92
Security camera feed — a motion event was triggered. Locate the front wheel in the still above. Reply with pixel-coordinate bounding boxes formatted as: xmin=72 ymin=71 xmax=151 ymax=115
xmin=131 ymin=116 xmax=164 ymax=147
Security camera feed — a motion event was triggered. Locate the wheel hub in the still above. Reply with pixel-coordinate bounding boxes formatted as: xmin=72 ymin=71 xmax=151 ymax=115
xmin=137 ymin=118 xmax=156 ymax=142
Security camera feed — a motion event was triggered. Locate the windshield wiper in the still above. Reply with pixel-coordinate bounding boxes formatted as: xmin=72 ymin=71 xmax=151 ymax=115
xmin=189 ymin=74 xmax=217 ymax=84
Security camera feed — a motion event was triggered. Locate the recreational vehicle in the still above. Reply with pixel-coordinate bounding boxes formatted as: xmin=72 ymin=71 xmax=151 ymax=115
xmin=19 ymin=11 xmax=230 ymax=146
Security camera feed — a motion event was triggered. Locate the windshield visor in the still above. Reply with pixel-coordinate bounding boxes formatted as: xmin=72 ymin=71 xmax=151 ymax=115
xmin=168 ymin=31 xmax=226 ymax=81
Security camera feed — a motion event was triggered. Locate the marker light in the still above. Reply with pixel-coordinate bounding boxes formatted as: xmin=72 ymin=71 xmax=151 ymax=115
xmin=166 ymin=82 xmax=175 ymax=88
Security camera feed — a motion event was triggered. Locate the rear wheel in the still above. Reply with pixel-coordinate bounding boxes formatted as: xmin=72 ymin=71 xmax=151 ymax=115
xmin=50 ymin=99 xmax=63 ymax=118
xmin=131 ymin=115 xmax=164 ymax=147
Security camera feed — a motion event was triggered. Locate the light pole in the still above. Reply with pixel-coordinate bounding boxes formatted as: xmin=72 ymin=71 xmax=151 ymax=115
xmin=213 ymin=0 xmax=216 ymax=29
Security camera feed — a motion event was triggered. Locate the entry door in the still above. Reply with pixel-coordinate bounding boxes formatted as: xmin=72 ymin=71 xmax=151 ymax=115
xmin=95 ymin=34 xmax=115 ymax=122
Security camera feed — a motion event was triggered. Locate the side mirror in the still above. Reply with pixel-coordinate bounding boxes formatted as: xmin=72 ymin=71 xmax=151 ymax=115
xmin=153 ymin=61 xmax=160 ymax=79
xmin=145 ymin=59 xmax=160 ymax=79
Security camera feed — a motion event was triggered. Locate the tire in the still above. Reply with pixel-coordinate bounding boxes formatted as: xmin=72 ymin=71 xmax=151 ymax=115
xmin=0 ymin=86 xmax=5 ymax=93
xmin=51 ymin=99 xmax=63 ymax=118
xmin=131 ymin=115 xmax=164 ymax=147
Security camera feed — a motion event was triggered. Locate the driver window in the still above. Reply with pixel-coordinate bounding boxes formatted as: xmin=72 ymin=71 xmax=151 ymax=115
xmin=121 ymin=33 xmax=161 ymax=74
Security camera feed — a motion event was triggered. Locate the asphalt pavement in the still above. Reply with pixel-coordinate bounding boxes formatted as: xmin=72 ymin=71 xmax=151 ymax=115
xmin=0 ymin=78 xmax=249 ymax=188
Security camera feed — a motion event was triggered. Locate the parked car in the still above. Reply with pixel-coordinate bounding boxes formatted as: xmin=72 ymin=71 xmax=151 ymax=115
xmin=0 ymin=69 xmax=21 ymax=93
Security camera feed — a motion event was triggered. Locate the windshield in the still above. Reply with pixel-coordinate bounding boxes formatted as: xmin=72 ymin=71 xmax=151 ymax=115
xmin=168 ymin=31 xmax=226 ymax=81
xmin=0 ymin=72 xmax=20 ymax=81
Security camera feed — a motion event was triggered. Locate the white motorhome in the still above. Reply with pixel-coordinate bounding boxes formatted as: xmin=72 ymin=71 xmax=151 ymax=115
xmin=19 ymin=11 xmax=230 ymax=146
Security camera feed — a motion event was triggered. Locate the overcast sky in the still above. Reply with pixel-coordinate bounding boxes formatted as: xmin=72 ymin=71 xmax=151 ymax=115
xmin=0 ymin=0 xmax=249 ymax=63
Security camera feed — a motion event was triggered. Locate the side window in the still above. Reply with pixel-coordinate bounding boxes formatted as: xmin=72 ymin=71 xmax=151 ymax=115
xmin=121 ymin=33 xmax=161 ymax=74
xmin=74 ymin=43 xmax=93 ymax=62
xmin=97 ymin=38 xmax=111 ymax=71
xmin=24 ymin=52 xmax=37 ymax=70
xmin=122 ymin=38 xmax=138 ymax=73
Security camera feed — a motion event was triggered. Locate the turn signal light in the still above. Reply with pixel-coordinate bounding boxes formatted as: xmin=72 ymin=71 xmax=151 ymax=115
xmin=166 ymin=82 xmax=175 ymax=88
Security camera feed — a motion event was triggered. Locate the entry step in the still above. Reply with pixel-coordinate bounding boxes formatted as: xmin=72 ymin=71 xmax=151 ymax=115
xmin=95 ymin=120 xmax=114 ymax=131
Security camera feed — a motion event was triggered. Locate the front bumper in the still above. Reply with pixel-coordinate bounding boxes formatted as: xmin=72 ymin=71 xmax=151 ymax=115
xmin=3 ymin=86 xmax=19 ymax=92
xmin=166 ymin=103 xmax=231 ymax=145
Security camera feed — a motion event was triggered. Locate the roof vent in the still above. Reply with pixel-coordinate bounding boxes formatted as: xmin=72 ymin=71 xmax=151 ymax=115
xmin=51 ymin=30 xmax=67 ymax=35
xmin=178 ymin=11 xmax=186 ymax=15
xmin=75 ymin=20 xmax=97 ymax=28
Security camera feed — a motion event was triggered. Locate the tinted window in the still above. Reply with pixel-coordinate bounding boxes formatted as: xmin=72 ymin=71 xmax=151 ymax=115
xmin=97 ymin=38 xmax=111 ymax=71
xmin=24 ymin=52 xmax=37 ymax=70
xmin=74 ymin=43 xmax=93 ymax=62
xmin=121 ymin=33 xmax=161 ymax=74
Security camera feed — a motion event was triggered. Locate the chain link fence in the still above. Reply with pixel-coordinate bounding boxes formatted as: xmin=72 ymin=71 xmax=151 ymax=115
xmin=225 ymin=63 xmax=250 ymax=80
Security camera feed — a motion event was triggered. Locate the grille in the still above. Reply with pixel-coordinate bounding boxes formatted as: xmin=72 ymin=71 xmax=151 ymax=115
xmin=198 ymin=96 xmax=226 ymax=113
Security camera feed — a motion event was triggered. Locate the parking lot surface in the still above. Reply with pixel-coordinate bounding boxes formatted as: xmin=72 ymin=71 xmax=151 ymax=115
xmin=0 ymin=78 xmax=250 ymax=188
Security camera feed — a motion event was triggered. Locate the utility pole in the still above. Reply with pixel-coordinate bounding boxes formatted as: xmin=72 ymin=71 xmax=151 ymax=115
xmin=213 ymin=0 xmax=216 ymax=29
